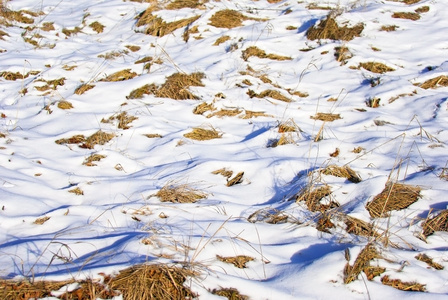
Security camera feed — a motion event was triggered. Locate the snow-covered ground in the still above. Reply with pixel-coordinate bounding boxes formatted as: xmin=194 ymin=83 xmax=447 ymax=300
xmin=1 ymin=0 xmax=448 ymax=298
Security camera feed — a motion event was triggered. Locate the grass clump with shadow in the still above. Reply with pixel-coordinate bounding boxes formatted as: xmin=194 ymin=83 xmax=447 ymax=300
xmin=306 ymin=12 xmax=364 ymax=41
xmin=155 ymin=182 xmax=207 ymax=203
xmin=212 ymin=287 xmax=249 ymax=300
xmin=422 ymin=209 xmax=448 ymax=237
xmin=217 ymin=255 xmax=254 ymax=269
xmin=242 ymin=46 xmax=291 ymax=61
xmin=359 ymin=62 xmax=395 ymax=74
xmin=184 ymin=126 xmax=221 ymax=141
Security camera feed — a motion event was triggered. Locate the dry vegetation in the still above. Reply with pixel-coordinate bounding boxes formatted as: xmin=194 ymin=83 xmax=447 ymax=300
xmin=212 ymin=287 xmax=248 ymax=300
xmin=74 ymin=83 xmax=95 ymax=95
xmin=381 ymin=275 xmax=426 ymax=292
xmin=155 ymin=182 xmax=207 ymax=203
xmin=318 ymin=165 xmax=362 ymax=183
xmin=184 ymin=126 xmax=221 ymax=140
xmin=422 ymin=209 xmax=448 ymax=237
xmin=100 ymin=69 xmax=137 ymax=82
xmin=209 ymin=9 xmax=249 ymax=29
xmin=418 ymin=75 xmax=448 ymax=89
xmin=343 ymin=243 xmax=381 ymax=284
xmin=359 ymin=62 xmax=395 ymax=73
xmin=242 ymin=46 xmax=291 ymax=61
xmin=306 ymin=13 xmax=364 ymax=41
xmin=247 ymin=89 xmax=292 ymax=102
xmin=392 ymin=12 xmax=420 ymax=21
xmin=296 ymin=185 xmax=338 ymax=212
xmin=217 ymin=255 xmax=254 ymax=268
xmin=310 ymin=112 xmax=342 ymax=122
xmin=55 ymin=130 xmax=115 ymax=149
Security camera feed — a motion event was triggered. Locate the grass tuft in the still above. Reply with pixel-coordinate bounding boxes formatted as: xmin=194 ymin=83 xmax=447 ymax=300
xmin=212 ymin=287 xmax=249 ymax=300
xmin=209 ymin=9 xmax=248 ymax=28
xmin=217 ymin=255 xmax=254 ymax=268
xmin=100 ymin=69 xmax=137 ymax=82
xmin=344 ymin=243 xmax=380 ymax=284
xmin=247 ymin=89 xmax=292 ymax=102
xmin=184 ymin=126 xmax=221 ymax=140
xmin=155 ymin=182 xmax=207 ymax=203
xmin=89 ymin=21 xmax=105 ymax=33
xmin=57 ymin=101 xmax=73 ymax=110
xmin=415 ymin=253 xmax=444 ymax=270
xmin=310 ymin=112 xmax=341 ymax=122
xmin=360 ymin=62 xmax=395 ymax=74
xmin=296 ymin=185 xmax=337 ymax=212
xmin=418 ymin=75 xmax=448 ymax=89
xmin=381 ymin=275 xmax=426 ymax=292
xmin=74 ymin=83 xmax=95 ymax=95
xmin=422 ymin=209 xmax=448 ymax=237
xmin=392 ymin=12 xmax=420 ymax=21
xmin=83 ymin=154 xmax=106 ymax=166
xmin=319 ymin=165 xmax=362 ymax=183
xmin=306 ymin=12 xmax=364 ymax=41
xmin=155 ymin=72 xmax=204 ymax=100
xmin=242 ymin=46 xmax=291 ymax=61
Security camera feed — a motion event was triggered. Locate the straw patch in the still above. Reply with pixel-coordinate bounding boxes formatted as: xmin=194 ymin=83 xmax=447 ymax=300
xmin=41 ymin=22 xmax=55 ymax=31
xmin=415 ymin=6 xmax=429 ymax=13
xmin=380 ymin=25 xmax=398 ymax=31
xmin=83 ymin=154 xmax=106 ymax=166
xmin=155 ymin=183 xmax=207 ymax=203
xmin=422 ymin=209 xmax=448 ymax=237
xmin=34 ymin=216 xmax=50 ymax=225
xmin=100 ymin=69 xmax=137 ymax=82
xmin=319 ymin=165 xmax=362 ymax=183
xmin=381 ymin=275 xmax=426 ymax=292
xmin=306 ymin=13 xmax=364 ymax=41
xmin=81 ymin=130 xmax=115 ymax=149
xmin=0 ymin=71 xmax=30 ymax=81
xmin=217 ymin=255 xmax=254 ymax=268
xmin=268 ymin=134 xmax=295 ymax=148
xmin=418 ymin=75 xmax=448 ymax=89
xmin=278 ymin=119 xmax=299 ymax=133
xmin=242 ymin=110 xmax=272 ymax=119
xmin=166 ymin=0 xmax=207 ymax=10
xmin=392 ymin=12 xmax=420 ymax=21
xmin=74 ymin=83 xmax=95 ymax=95
xmin=345 ymin=216 xmax=379 ymax=238
xmin=55 ymin=134 xmax=86 ymax=145
xmin=344 ymin=244 xmax=380 ymax=284
xmin=184 ymin=126 xmax=221 ymax=140
xmin=193 ymin=102 xmax=215 ymax=115
xmin=213 ymin=35 xmax=230 ymax=46
xmin=209 ymin=10 xmax=249 ymax=28
xmin=415 ymin=253 xmax=444 ymax=270
xmin=102 ymin=112 xmax=138 ymax=130
xmin=69 ymin=187 xmax=84 ymax=195
xmin=212 ymin=288 xmax=248 ymax=300
xmin=334 ymin=46 xmax=352 ymax=65
xmin=242 ymin=46 xmax=291 ymax=61
xmin=137 ymin=10 xmax=199 ymax=37
xmin=62 ymin=27 xmax=81 ymax=37
xmin=89 ymin=21 xmax=105 ymax=33
xmin=366 ymin=183 xmax=421 ymax=218
xmin=212 ymin=168 xmax=233 ymax=178
xmin=208 ymin=108 xmax=242 ymax=118
xmin=57 ymin=101 xmax=73 ymax=110
xmin=155 ymin=72 xmax=204 ymax=100
xmin=0 ymin=9 xmax=35 ymax=25
xmin=109 ymin=264 xmax=196 ymax=300
xmin=144 ymin=133 xmax=162 ymax=138
xmin=247 ymin=89 xmax=292 ymax=102
xmin=310 ymin=112 xmax=341 ymax=122
xmin=127 ymin=84 xmax=157 ymax=99
xmin=98 ymin=50 xmax=129 ymax=60
xmin=227 ymin=171 xmax=244 ymax=186
xmin=296 ymin=185 xmax=337 ymax=212
xmin=316 ymin=213 xmax=335 ymax=233
xmin=360 ymin=62 xmax=395 ymax=74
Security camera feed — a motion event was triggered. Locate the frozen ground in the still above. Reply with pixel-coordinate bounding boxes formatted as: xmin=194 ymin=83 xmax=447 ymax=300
xmin=0 ymin=0 xmax=448 ymax=298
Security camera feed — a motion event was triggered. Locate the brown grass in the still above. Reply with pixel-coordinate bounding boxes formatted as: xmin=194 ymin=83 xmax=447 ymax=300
xmin=366 ymin=97 xmax=381 ymax=108
xmin=268 ymin=134 xmax=295 ymax=148
xmin=127 ymin=84 xmax=157 ymax=99
xmin=102 ymin=112 xmax=138 ymax=130
xmin=83 ymin=154 xmax=106 ymax=166
xmin=209 ymin=9 xmax=248 ymax=28
xmin=415 ymin=253 xmax=444 ymax=270
xmin=184 ymin=126 xmax=221 ymax=140
xmin=155 ymin=72 xmax=204 ymax=100
xmin=226 ymin=171 xmax=244 ymax=186
xmin=360 ymin=62 xmax=395 ymax=74
xmin=278 ymin=120 xmax=299 ymax=133
xmin=137 ymin=8 xmax=200 ymax=37
xmin=57 ymin=101 xmax=73 ymax=110
xmin=365 ymin=182 xmax=421 ymax=218
xmin=166 ymin=0 xmax=207 ymax=10
xmin=212 ymin=168 xmax=233 ymax=178
xmin=98 ymin=50 xmax=129 ymax=60
xmin=242 ymin=110 xmax=272 ymax=119
xmin=422 ymin=209 xmax=448 ymax=237
xmin=62 ymin=27 xmax=81 ymax=36
xmin=0 ymin=71 xmax=28 ymax=80
xmin=109 ymin=264 xmax=196 ymax=300
xmin=0 ymin=8 xmax=35 ymax=25
xmin=316 ymin=213 xmax=335 ymax=233
xmin=319 ymin=165 xmax=362 ymax=183
xmin=344 ymin=243 xmax=380 ymax=284
xmin=89 ymin=21 xmax=105 ymax=33
xmin=415 ymin=6 xmax=429 ymax=13
xmin=296 ymin=185 xmax=337 ymax=212
xmin=100 ymin=69 xmax=137 ymax=82
xmin=242 ymin=46 xmax=291 ymax=61
xmin=143 ymin=133 xmax=162 ymax=138
xmin=217 ymin=255 xmax=254 ymax=268
xmin=155 ymin=182 xmax=207 ymax=203
xmin=79 ymin=130 xmax=115 ymax=149
xmin=33 ymin=216 xmax=50 ymax=225
xmin=213 ymin=35 xmax=230 ymax=46
xmin=74 ymin=83 xmax=95 ymax=95
xmin=345 ymin=216 xmax=379 ymax=238
xmin=212 ymin=287 xmax=248 ymax=300
xmin=41 ymin=22 xmax=55 ymax=31
xmin=247 ymin=89 xmax=292 ymax=102
xmin=418 ymin=75 xmax=448 ymax=89
xmin=310 ymin=112 xmax=341 ymax=122
xmin=193 ymin=102 xmax=215 ymax=115
xmin=380 ymin=25 xmax=398 ymax=32
xmin=334 ymin=46 xmax=352 ymax=65
xmin=247 ymin=208 xmax=289 ymax=224
xmin=306 ymin=13 xmax=364 ymax=41
xmin=392 ymin=12 xmax=420 ymax=20
xmin=208 ymin=108 xmax=242 ymax=118
xmin=68 ymin=187 xmax=84 ymax=195
xmin=55 ymin=134 xmax=86 ymax=145
xmin=381 ymin=275 xmax=426 ymax=292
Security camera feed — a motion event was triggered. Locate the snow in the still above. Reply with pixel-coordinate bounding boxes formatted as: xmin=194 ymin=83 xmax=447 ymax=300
xmin=0 ymin=0 xmax=448 ymax=298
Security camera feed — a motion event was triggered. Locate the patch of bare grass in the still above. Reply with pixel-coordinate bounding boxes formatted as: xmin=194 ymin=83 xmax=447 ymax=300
xmin=247 ymin=208 xmax=289 ymax=224
xmin=83 ymin=154 xmax=106 ymax=166
xmin=217 ymin=255 xmax=254 ymax=268
xmin=54 ymin=131 xmax=114 ymax=149
xmin=208 ymin=108 xmax=242 ymax=118
xmin=213 ymin=35 xmax=230 ymax=46
xmin=418 ymin=75 xmax=448 ymax=89
xmin=422 ymin=209 xmax=448 ymax=237
xmin=212 ymin=288 xmax=248 ymax=300
xmin=137 ymin=9 xmax=200 ymax=37
xmin=242 ymin=46 xmax=291 ymax=61
xmin=143 ymin=133 xmax=162 ymax=138
xmin=166 ymin=0 xmax=207 ymax=10
xmin=184 ymin=126 xmax=221 ymax=140
xmin=268 ymin=134 xmax=296 ymax=148
xmin=109 ymin=264 xmax=196 ymax=300
xmin=306 ymin=12 xmax=364 ymax=41
xmin=380 ymin=25 xmax=398 ymax=32
xmin=100 ymin=69 xmax=137 ymax=82
xmin=33 ymin=216 xmax=50 ymax=225
xmin=319 ymin=165 xmax=361 ymax=183
xmin=57 ymin=101 xmax=73 ymax=110
xmin=102 ymin=112 xmax=138 ymax=129
xmin=74 ymin=83 xmax=95 ymax=95
xmin=62 ymin=27 xmax=81 ymax=36
xmin=365 ymin=182 xmax=421 ymax=218
xmin=0 ymin=71 xmax=29 ymax=80
xmin=344 ymin=244 xmax=381 ymax=284
xmin=381 ymin=275 xmax=426 ymax=292
xmin=69 ymin=187 xmax=84 ymax=195
xmin=334 ymin=46 xmax=352 ymax=65
xmin=360 ymin=62 xmax=395 ymax=74
xmin=392 ymin=11 xmax=420 ymax=20
xmin=155 ymin=182 xmax=207 ymax=203
xmin=345 ymin=216 xmax=379 ymax=238
xmin=310 ymin=112 xmax=341 ymax=122
xmin=212 ymin=168 xmax=233 ymax=178
xmin=296 ymin=185 xmax=338 ymax=212
xmin=41 ymin=22 xmax=55 ymax=31
xmin=242 ymin=110 xmax=272 ymax=119
xmin=0 ymin=8 xmax=35 ymax=25
xmin=209 ymin=9 xmax=248 ymax=28
xmin=247 ymin=89 xmax=292 ymax=102
xmin=155 ymin=72 xmax=204 ymax=100
xmin=415 ymin=253 xmax=444 ymax=270
xmin=193 ymin=102 xmax=215 ymax=115
xmin=89 ymin=21 xmax=105 ymax=33
xmin=226 ymin=171 xmax=244 ymax=186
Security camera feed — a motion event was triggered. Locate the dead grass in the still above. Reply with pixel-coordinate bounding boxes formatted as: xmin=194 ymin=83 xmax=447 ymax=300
xmin=74 ymin=83 xmax=95 ymax=95
xmin=127 ymin=84 xmax=156 ymax=99
xmin=316 ymin=213 xmax=335 ymax=233
xmin=98 ymin=50 xmax=129 ymax=60
xmin=208 ymin=108 xmax=242 ymax=118
xmin=0 ymin=71 xmax=29 ymax=80
xmin=247 ymin=208 xmax=289 ymax=224
xmin=155 ymin=72 xmax=204 ymax=100
xmin=344 ymin=243 xmax=380 ymax=284
xmin=217 ymin=255 xmax=254 ymax=268
xmin=268 ymin=134 xmax=296 ymax=148
xmin=83 ymin=154 xmax=106 ymax=166
xmin=278 ymin=119 xmax=299 ymax=133
xmin=166 ymin=0 xmax=207 ymax=10
xmin=415 ymin=253 xmax=444 ymax=270
xmin=360 ymin=62 xmax=395 ymax=74
xmin=334 ymin=46 xmax=352 ymax=65
xmin=81 ymin=130 xmax=115 ymax=149
xmin=418 ymin=75 xmax=448 ymax=89
xmin=366 ymin=97 xmax=381 ymax=108
xmin=365 ymin=182 xmax=421 ymax=218
xmin=380 ymin=25 xmax=398 ymax=32
xmin=319 ymin=165 xmax=362 ymax=183
xmin=212 ymin=287 xmax=248 ymax=300
xmin=345 ymin=216 xmax=379 ymax=238
xmin=381 ymin=275 xmax=426 ymax=292
xmin=415 ymin=6 xmax=429 ymax=13
xmin=242 ymin=110 xmax=272 ymax=119
xmin=109 ymin=264 xmax=196 ymax=300
xmin=184 ymin=126 xmax=221 ymax=140
xmin=310 ymin=112 xmax=341 ymax=122
xmin=306 ymin=13 xmax=364 ymax=41
xmin=247 ymin=89 xmax=292 ymax=102
xmin=143 ymin=133 xmax=162 ymax=138
xmin=209 ymin=9 xmax=249 ymax=28
xmin=155 ymin=182 xmax=207 ymax=203
xmin=57 ymin=100 xmax=73 ymax=110
xmin=62 ymin=27 xmax=81 ymax=36
xmin=242 ymin=46 xmax=291 ymax=61
xmin=68 ymin=187 xmax=84 ymax=195
xmin=137 ymin=9 xmax=200 ymax=37
xmin=41 ymin=22 xmax=55 ymax=31
xmin=422 ymin=209 xmax=448 ymax=237
xmin=100 ymin=69 xmax=137 ymax=82
xmin=213 ymin=35 xmax=230 ymax=46
xmin=33 ymin=216 xmax=50 ymax=225
xmin=0 ymin=8 xmax=35 ymax=25
xmin=212 ymin=168 xmax=233 ymax=178
xmin=226 ymin=171 xmax=244 ymax=186
xmin=392 ymin=12 xmax=420 ymax=21
xmin=296 ymin=185 xmax=337 ymax=212
xmin=193 ymin=102 xmax=215 ymax=115
xmin=89 ymin=21 xmax=105 ymax=33
xmin=102 ymin=112 xmax=138 ymax=129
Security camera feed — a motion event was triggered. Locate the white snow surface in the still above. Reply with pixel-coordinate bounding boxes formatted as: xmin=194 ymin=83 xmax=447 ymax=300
xmin=0 ymin=0 xmax=448 ymax=298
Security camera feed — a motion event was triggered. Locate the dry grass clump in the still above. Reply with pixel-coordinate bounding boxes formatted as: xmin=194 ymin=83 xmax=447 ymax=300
xmin=247 ymin=208 xmax=289 ymax=224
xmin=69 ymin=187 xmax=84 ymax=195
xmin=316 ymin=213 xmax=335 ymax=233
xmin=345 ymin=216 xmax=379 ymax=238
xmin=213 ymin=35 xmax=230 ymax=46
xmin=344 ymin=244 xmax=381 ymax=284
xmin=247 ymin=89 xmax=292 ymax=102
xmin=334 ymin=46 xmax=352 ymax=65
xmin=209 ymin=9 xmax=249 ymax=28
xmin=109 ymin=264 xmax=196 ymax=300
xmin=193 ymin=102 xmax=215 ymax=115
xmin=242 ymin=46 xmax=291 ymax=61
xmin=184 ymin=126 xmax=221 ymax=140
xmin=41 ymin=22 xmax=55 ymax=31
xmin=127 ymin=84 xmax=157 ymax=99
xmin=380 ymin=25 xmax=398 ymax=32
xmin=306 ymin=13 xmax=364 ymax=41
xmin=311 ymin=112 xmax=341 ymax=122
xmin=217 ymin=255 xmax=254 ymax=268
xmin=100 ymin=69 xmax=137 ymax=82
xmin=381 ymin=275 xmax=426 ymax=292
xmin=0 ymin=71 xmax=28 ymax=80
xmin=62 ymin=27 xmax=81 ymax=36
xmin=422 ymin=209 xmax=448 ymax=237
xmin=392 ymin=12 xmax=420 ymax=21
xmin=34 ymin=78 xmax=66 ymax=92
xmin=102 ymin=112 xmax=138 ymax=129
xmin=56 ymin=130 xmax=114 ymax=149
xmin=415 ymin=253 xmax=444 ymax=270
xmin=83 ymin=154 xmax=106 ymax=166
xmin=212 ymin=168 xmax=233 ymax=178
xmin=155 ymin=182 xmax=207 ymax=203
xmin=155 ymin=72 xmax=204 ymax=100
xmin=415 ymin=6 xmax=429 ymax=13
xmin=226 ymin=171 xmax=244 ymax=187
xmin=98 ymin=50 xmax=129 ymax=60
xmin=143 ymin=133 xmax=162 ymax=138
xmin=296 ymin=185 xmax=337 ymax=212
xmin=365 ymin=182 xmax=421 ymax=218
xmin=89 ymin=21 xmax=105 ymax=33
xmin=74 ymin=83 xmax=95 ymax=95
xmin=360 ymin=62 xmax=395 ymax=74
xmin=0 ymin=29 xmax=9 ymax=40
xmin=268 ymin=134 xmax=295 ymax=148
xmin=366 ymin=97 xmax=381 ymax=108
xmin=0 ymin=8 xmax=35 ymax=25
xmin=278 ymin=119 xmax=299 ymax=133
xmin=418 ymin=75 xmax=448 ymax=89
xmin=319 ymin=165 xmax=362 ymax=183
xmin=212 ymin=288 xmax=248 ymax=299
xmin=33 ymin=216 xmax=50 ymax=225
xmin=242 ymin=110 xmax=272 ymax=119
xmin=57 ymin=100 xmax=73 ymax=110
xmin=55 ymin=134 xmax=86 ymax=145
xmin=166 ymin=0 xmax=207 ymax=10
